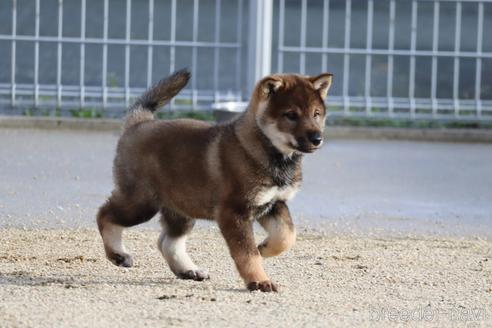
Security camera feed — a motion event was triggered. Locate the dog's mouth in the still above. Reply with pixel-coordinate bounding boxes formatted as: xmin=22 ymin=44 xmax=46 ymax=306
xmin=289 ymin=143 xmax=320 ymax=154
xmin=297 ymin=147 xmax=318 ymax=154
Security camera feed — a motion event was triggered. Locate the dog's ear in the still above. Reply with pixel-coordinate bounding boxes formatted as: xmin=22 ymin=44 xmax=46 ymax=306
xmin=259 ymin=76 xmax=283 ymax=98
xmin=309 ymin=73 xmax=333 ymax=100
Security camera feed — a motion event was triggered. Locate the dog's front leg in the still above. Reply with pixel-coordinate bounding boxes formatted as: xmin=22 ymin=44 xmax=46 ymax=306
xmin=217 ymin=206 xmax=278 ymax=292
xmin=257 ymin=201 xmax=296 ymax=257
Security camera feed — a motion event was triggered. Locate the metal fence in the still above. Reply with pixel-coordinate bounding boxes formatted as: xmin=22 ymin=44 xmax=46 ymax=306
xmin=275 ymin=0 xmax=492 ymax=121
xmin=0 ymin=0 xmax=244 ymax=116
xmin=0 ymin=0 xmax=491 ymax=121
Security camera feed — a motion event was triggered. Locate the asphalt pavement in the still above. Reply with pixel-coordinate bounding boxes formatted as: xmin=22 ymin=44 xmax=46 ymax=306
xmin=1 ymin=128 xmax=491 ymax=237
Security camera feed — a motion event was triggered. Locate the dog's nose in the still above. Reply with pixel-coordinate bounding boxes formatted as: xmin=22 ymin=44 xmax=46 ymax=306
xmin=308 ymin=132 xmax=323 ymax=146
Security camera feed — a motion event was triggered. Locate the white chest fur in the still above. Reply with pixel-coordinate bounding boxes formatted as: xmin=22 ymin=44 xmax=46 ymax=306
xmin=254 ymin=184 xmax=299 ymax=206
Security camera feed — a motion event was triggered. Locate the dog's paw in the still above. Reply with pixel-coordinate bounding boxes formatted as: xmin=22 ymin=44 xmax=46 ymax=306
xmin=247 ymin=280 xmax=278 ymax=292
xmin=109 ymin=253 xmax=134 ymax=267
xmin=258 ymin=242 xmax=274 ymax=257
xmin=176 ymin=269 xmax=210 ymax=281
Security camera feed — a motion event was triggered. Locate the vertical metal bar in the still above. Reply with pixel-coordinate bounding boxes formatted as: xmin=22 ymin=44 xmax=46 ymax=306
xmin=343 ymin=0 xmax=351 ymax=114
xmin=430 ymin=1 xmax=439 ymax=117
xmin=213 ymin=0 xmax=221 ymax=101
xmin=11 ymin=0 xmax=17 ymax=108
xmin=409 ymin=0 xmax=418 ymax=118
xmin=277 ymin=0 xmax=285 ymax=72
xmin=365 ymin=0 xmax=373 ymax=115
xmin=235 ymin=0 xmax=243 ymax=99
xmin=147 ymin=0 xmax=154 ymax=87
xmin=299 ymin=0 xmax=307 ymax=74
xmin=170 ymin=0 xmax=176 ymax=73
xmin=387 ymin=0 xmax=395 ymax=116
xmin=34 ymin=0 xmax=40 ymax=108
xmin=124 ymin=0 xmax=131 ymax=107
xmin=247 ymin=0 xmax=273 ymax=95
xmin=260 ymin=1 xmax=273 ymax=78
xmin=56 ymin=0 xmax=63 ymax=109
xmin=102 ymin=0 xmax=109 ymax=109
xmin=475 ymin=1 xmax=484 ymax=117
xmin=191 ymin=0 xmax=199 ymax=109
xmin=453 ymin=1 xmax=461 ymax=117
xmin=321 ymin=0 xmax=330 ymax=73
xmin=80 ymin=0 xmax=86 ymax=108
xmin=169 ymin=0 xmax=177 ymax=110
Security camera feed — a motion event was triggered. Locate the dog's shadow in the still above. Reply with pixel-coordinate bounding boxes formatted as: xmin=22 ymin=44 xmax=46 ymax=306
xmin=0 ymin=271 xmax=251 ymax=295
xmin=0 ymin=271 xmax=176 ymax=288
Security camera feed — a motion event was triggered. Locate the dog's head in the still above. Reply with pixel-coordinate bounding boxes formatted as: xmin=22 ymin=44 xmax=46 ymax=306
xmin=253 ymin=73 xmax=333 ymax=156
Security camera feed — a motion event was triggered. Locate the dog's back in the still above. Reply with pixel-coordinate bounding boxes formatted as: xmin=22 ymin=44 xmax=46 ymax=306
xmin=115 ymin=118 xmax=220 ymax=219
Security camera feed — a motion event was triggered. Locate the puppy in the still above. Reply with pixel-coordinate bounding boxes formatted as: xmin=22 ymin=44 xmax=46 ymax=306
xmin=97 ymin=69 xmax=333 ymax=292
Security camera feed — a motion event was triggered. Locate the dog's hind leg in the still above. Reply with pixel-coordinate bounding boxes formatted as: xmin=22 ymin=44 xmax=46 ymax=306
xmin=97 ymin=192 xmax=158 ymax=267
xmin=158 ymin=208 xmax=209 ymax=281
xmin=257 ymin=201 xmax=296 ymax=258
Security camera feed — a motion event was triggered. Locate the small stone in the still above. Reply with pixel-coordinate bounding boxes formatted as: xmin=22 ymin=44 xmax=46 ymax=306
xmin=157 ymin=295 xmax=176 ymax=300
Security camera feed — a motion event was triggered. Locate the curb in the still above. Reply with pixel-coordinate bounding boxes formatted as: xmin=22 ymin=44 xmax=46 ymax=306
xmin=1 ymin=115 xmax=492 ymax=143
xmin=0 ymin=115 xmax=122 ymax=131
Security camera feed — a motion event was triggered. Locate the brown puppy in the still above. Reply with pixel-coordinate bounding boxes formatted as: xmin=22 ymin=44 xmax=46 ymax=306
xmin=97 ymin=69 xmax=333 ymax=292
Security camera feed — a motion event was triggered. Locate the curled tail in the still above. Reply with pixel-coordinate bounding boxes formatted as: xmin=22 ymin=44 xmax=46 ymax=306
xmin=125 ymin=69 xmax=191 ymax=129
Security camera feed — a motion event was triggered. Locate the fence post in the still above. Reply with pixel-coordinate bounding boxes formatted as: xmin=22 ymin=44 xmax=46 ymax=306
xmin=247 ymin=0 xmax=273 ymax=97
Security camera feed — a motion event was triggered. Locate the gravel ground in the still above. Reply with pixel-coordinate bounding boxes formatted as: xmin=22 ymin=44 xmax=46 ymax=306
xmin=1 ymin=128 xmax=491 ymax=326
xmin=1 ymin=227 xmax=491 ymax=327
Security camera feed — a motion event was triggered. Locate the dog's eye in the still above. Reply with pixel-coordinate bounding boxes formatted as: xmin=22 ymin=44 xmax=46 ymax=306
xmin=313 ymin=110 xmax=321 ymax=118
xmin=283 ymin=112 xmax=298 ymax=121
